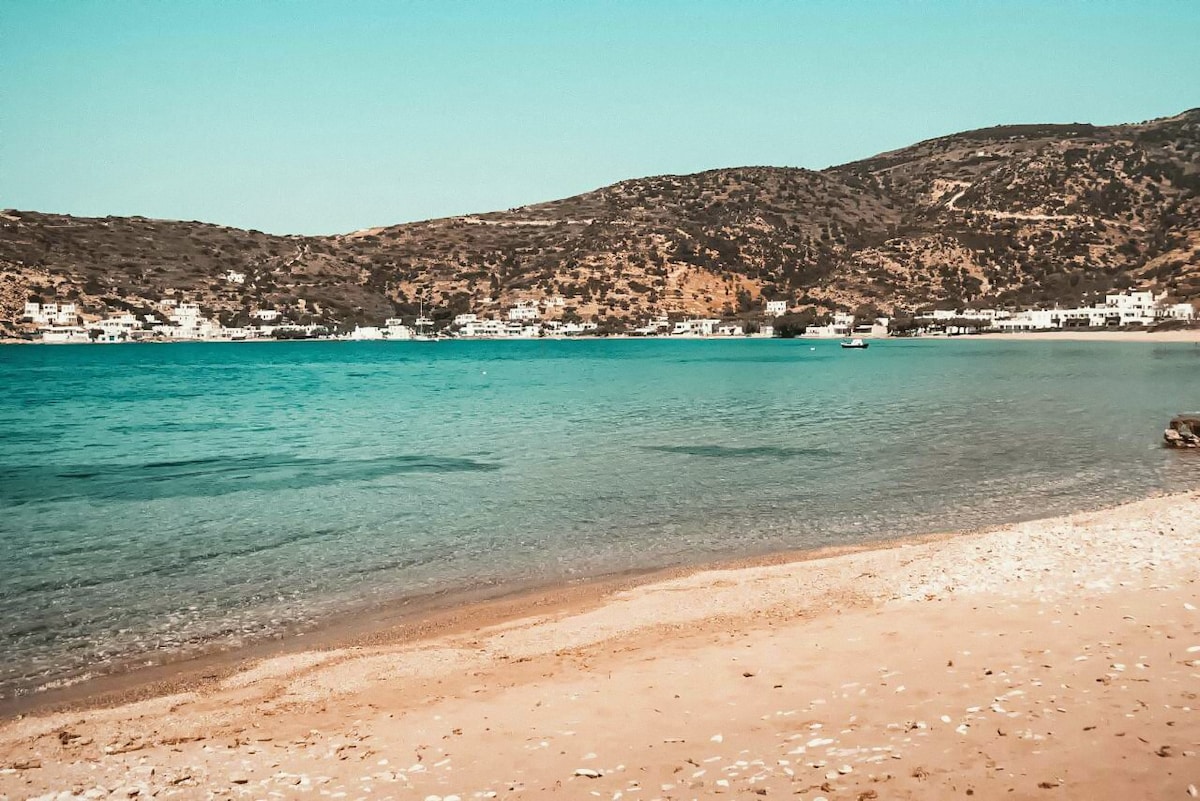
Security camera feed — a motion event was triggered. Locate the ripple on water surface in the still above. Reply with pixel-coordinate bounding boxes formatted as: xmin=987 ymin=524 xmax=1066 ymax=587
xmin=1 ymin=338 xmax=1199 ymax=700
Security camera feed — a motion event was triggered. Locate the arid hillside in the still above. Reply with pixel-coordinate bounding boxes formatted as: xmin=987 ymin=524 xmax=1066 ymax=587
xmin=2 ymin=108 xmax=1198 ymax=333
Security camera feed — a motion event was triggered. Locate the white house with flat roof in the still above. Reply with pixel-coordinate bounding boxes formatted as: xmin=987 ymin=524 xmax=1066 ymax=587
xmin=511 ymin=323 xmax=541 ymax=338
xmin=1161 ymin=302 xmax=1195 ymax=320
xmin=162 ymin=303 xmax=224 ymax=339
xmin=992 ymin=309 xmax=1060 ymax=332
xmin=804 ymin=312 xmax=856 ymax=338
xmin=171 ymin=302 xmax=201 ymax=324
xmin=384 ymin=318 xmax=413 ymax=340
xmin=94 ymin=313 xmax=141 ymax=342
xmin=459 ymin=318 xmax=507 ymax=338
xmin=23 ymin=302 xmax=78 ymax=326
xmin=633 ymin=316 xmax=671 ymax=335
xmin=765 ymin=299 xmax=789 ymax=317
xmin=671 ymin=318 xmax=719 ymax=336
xmin=1105 ymin=291 xmax=1155 ymax=312
xmin=508 ymin=302 xmax=540 ymax=322
xmin=349 ymin=325 xmax=384 ymax=340
xmin=40 ymin=326 xmax=89 ymax=343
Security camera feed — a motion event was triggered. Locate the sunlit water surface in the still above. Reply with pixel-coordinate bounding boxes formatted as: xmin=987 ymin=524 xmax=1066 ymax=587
xmin=2 ymin=339 xmax=1198 ymax=699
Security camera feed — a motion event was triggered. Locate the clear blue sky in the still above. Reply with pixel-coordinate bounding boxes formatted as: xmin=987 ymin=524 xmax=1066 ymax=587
xmin=3 ymin=0 xmax=1197 ymax=235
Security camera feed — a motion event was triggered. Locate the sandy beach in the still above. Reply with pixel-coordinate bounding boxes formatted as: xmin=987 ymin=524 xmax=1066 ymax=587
xmin=969 ymin=329 xmax=1200 ymax=343
xmin=2 ymin=492 xmax=1198 ymax=800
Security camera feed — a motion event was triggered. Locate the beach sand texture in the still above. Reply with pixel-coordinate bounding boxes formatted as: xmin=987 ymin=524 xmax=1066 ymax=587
xmin=1 ymin=491 xmax=1197 ymax=800
xmin=969 ymin=329 xmax=1200 ymax=342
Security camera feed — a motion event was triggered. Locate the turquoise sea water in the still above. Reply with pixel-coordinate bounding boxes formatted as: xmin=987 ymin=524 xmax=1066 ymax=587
xmin=1 ymin=339 xmax=1199 ymax=701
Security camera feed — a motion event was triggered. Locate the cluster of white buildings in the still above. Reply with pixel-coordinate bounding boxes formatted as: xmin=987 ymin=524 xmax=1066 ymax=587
xmin=666 ymin=318 xmax=751 ymax=337
xmin=17 ymin=289 xmax=1196 ymax=344
xmin=761 ymin=299 xmax=888 ymax=338
xmin=646 ymin=290 xmax=1194 ymax=340
xmin=22 ymin=302 xmax=78 ymax=326
xmin=917 ymin=291 xmax=1195 ymax=333
xmin=21 ymin=299 xmax=305 ymax=343
xmin=450 ymin=315 xmax=598 ymax=339
xmin=23 ymin=301 xmax=113 ymax=343
xmin=347 ymin=317 xmax=424 ymax=341
xmin=443 ymin=297 xmax=588 ymax=339
xmin=22 ymin=302 xmax=84 ymax=342
xmin=802 ymin=312 xmax=889 ymax=338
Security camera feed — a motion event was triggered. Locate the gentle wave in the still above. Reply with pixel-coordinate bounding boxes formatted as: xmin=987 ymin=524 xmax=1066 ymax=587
xmin=0 ymin=453 xmax=501 ymax=504
xmin=640 ymin=444 xmax=839 ymax=459
xmin=1 ymin=338 xmax=1198 ymax=701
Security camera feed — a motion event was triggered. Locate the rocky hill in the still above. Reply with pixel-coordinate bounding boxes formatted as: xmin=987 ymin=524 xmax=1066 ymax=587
xmin=2 ymin=108 xmax=1198 ymax=334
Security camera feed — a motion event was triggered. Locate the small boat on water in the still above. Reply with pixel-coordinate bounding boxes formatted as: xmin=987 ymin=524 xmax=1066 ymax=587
xmin=840 ymin=338 xmax=869 ymax=349
xmin=1164 ymin=413 xmax=1200 ymax=448
xmin=413 ymin=302 xmax=438 ymax=342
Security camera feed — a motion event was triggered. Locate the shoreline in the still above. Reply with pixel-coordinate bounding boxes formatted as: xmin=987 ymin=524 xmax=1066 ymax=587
xmin=2 ymin=490 xmax=1198 ymax=798
xmin=3 ymin=328 xmax=1198 ymax=346
xmin=1 ymin=517 xmax=991 ymax=720
xmin=8 ymin=479 xmax=1176 ymax=720
xmin=2 ymin=485 xmax=1194 ymax=718
xmin=964 ymin=328 xmax=1200 ymax=342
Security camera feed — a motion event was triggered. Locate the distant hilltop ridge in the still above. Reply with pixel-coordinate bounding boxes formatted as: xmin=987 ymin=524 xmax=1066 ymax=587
xmin=2 ymin=108 xmax=1198 ymax=335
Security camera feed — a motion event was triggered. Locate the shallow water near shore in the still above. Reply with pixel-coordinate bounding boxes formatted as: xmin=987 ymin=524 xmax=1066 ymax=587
xmin=1 ymin=338 xmax=1199 ymax=701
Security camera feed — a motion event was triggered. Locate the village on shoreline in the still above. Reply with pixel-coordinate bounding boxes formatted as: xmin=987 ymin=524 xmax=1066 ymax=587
xmin=8 ymin=287 xmax=1197 ymax=344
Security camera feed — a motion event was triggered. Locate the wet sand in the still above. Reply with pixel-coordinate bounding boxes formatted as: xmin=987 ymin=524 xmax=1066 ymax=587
xmin=1 ymin=491 xmax=1198 ymax=800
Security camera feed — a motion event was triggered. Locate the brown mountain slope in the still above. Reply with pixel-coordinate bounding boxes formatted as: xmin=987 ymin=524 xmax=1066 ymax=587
xmin=2 ymin=109 xmax=1198 ymax=334
xmin=826 ymin=110 xmax=1200 ymax=307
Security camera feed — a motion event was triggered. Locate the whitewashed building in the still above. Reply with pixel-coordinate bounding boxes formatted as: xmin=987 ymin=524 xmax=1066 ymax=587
xmin=508 ymin=302 xmax=541 ymax=322
xmin=460 ymin=319 xmax=508 ymax=338
xmin=384 ymin=318 xmax=413 ymax=340
xmin=161 ymin=303 xmax=223 ymax=339
xmin=40 ymin=326 xmax=89 ymax=343
xmin=992 ymin=309 xmax=1061 ymax=332
xmin=633 ymin=316 xmax=671 ymax=335
xmin=765 ymin=300 xmax=789 ymax=317
xmin=170 ymin=302 xmax=202 ymax=327
xmin=671 ymin=319 xmax=719 ymax=336
xmin=349 ymin=326 xmax=384 ymax=340
xmin=23 ymin=302 xmax=78 ymax=326
xmin=1161 ymin=302 xmax=1195 ymax=320
xmin=94 ymin=313 xmax=141 ymax=342
xmin=1105 ymin=291 xmax=1155 ymax=314
xmin=804 ymin=312 xmax=855 ymax=338
xmin=511 ymin=322 xmax=541 ymax=338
